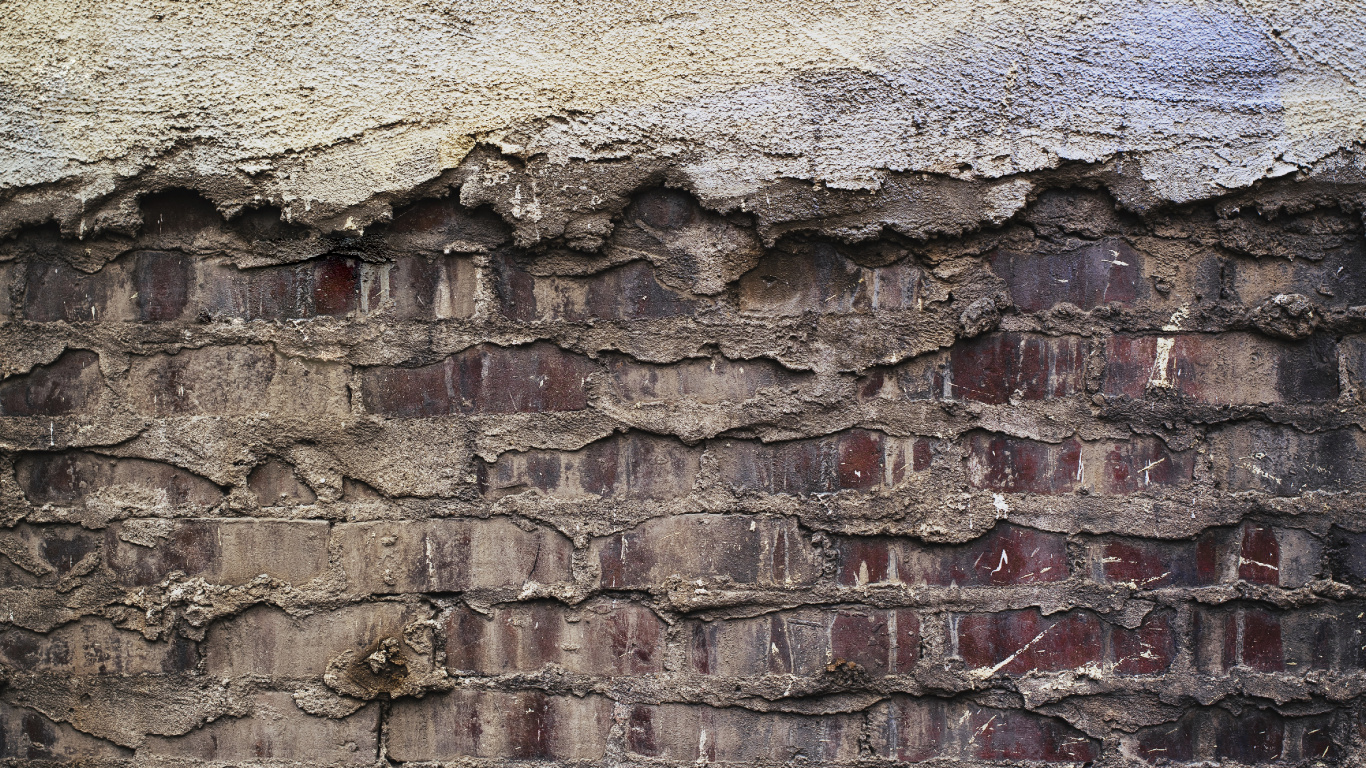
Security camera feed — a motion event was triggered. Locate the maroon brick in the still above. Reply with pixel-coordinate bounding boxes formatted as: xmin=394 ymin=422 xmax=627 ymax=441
xmin=133 ymin=251 xmax=192 ymax=321
xmin=719 ymin=430 xmax=931 ymax=495
xmin=1113 ymin=611 xmax=1178 ymax=675
xmin=337 ymin=518 xmax=573 ymax=594
xmin=1210 ymin=424 xmax=1366 ymax=496
xmin=1103 ymin=333 xmax=1337 ymax=404
xmin=964 ymin=706 xmax=1100 ymax=763
xmin=837 ymin=524 xmax=1069 ymax=587
xmin=625 ymin=704 xmax=862 ymax=762
xmin=1194 ymin=605 xmax=1283 ymax=672
xmin=955 ymin=609 xmax=1103 ymax=674
xmin=592 ymin=515 xmax=821 ymax=590
xmin=1134 ymin=713 xmax=1197 ymax=763
xmin=22 ymin=252 xmax=186 ymax=323
xmin=0 ymin=619 xmax=196 ymax=675
xmin=1097 ymin=534 xmax=1224 ymax=588
xmin=248 ymin=459 xmax=317 ymax=506
xmin=0 ymin=350 xmax=102 ymax=416
xmin=105 ymin=519 xmax=329 ymax=587
xmin=948 ymin=333 xmax=1088 ymax=404
xmin=495 ymin=256 xmax=700 ymax=321
xmin=128 ymin=346 xmax=349 ymax=416
xmin=478 ymin=433 xmax=699 ymax=500
xmin=968 ymin=433 xmax=1193 ymax=495
xmin=990 ymin=239 xmax=1145 ymax=312
xmin=388 ymin=691 xmax=613 ymax=761
xmin=361 ymin=342 xmax=595 ymax=417
xmin=14 ymin=451 xmax=224 ymax=511
xmin=876 ymin=697 xmax=947 ymax=762
xmin=444 ymin=600 xmax=666 ymax=675
xmin=687 ymin=608 xmax=919 ymax=677
xmin=739 ymin=243 xmax=922 ymax=315
xmin=1239 ymin=525 xmax=1280 ymax=584
xmin=1215 ymin=710 xmax=1285 ymax=764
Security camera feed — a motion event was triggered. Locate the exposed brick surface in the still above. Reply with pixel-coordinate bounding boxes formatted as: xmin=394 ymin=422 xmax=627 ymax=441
xmin=4 ymin=172 xmax=1364 ymax=767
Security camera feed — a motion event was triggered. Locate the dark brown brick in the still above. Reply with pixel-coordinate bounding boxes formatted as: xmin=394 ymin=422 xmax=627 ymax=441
xmin=14 ymin=451 xmax=223 ymax=511
xmin=687 ymin=608 xmax=919 ymax=677
xmin=247 ymin=459 xmax=317 ymax=506
xmin=990 ymin=239 xmax=1145 ymax=312
xmin=495 ymin=256 xmax=701 ymax=321
xmin=955 ymin=609 xmax=1102 ymax=674
xmin=0 ymin=351 xmax=103 ymax=416
xmin=199 ymin=256 xmax=362 ymax=320
xmin=593 ymin=515 xmax=821 ymax=590
xmin=0 ymin=523 xmax=102 ymax=577
xmin=444 ymin=600 xmax=666 ymax=674
xmin=837 ymin=524 xmax=1069 ymax=587
xmin=0 ymin=619 xmax=196 ymax=675
xmin=203 ymin=603 xmax=424 ymax=678
xmin=105 ymin=519 xmax=329 ymax=587
xmin=478 ymin=433 xmax=699 ymax=500
xmin=137 ymin=692 xmax=376 ymax=763
xmin=718 ymin=430 xmax=932 ymax=495
xmin=873 ymin=699 xmax=1099 ymax=763
xmin=381 ymin=255 xmax=478 ymax=319
xmin=1210 ymin=424 xmax=1366 ymax=495
xmin=738 ymin=242 xmax=922 ymax=315
xmin=360 ymin=342 xmax=595 ymax=417
xmin=337 ymin=518 xmax=573 ymax=594
xmin=1103 ymin=333 xmax=1337 ymax=404
xmin=609 ymin=354 xmax=812 ymax=404
xmin=388 ymin=691 xmax=613 ymax=761
xmin=0 ymin=702 xmax=130 ymax=761
xmin=1135 ymin=708 xmax=1288 ymax=764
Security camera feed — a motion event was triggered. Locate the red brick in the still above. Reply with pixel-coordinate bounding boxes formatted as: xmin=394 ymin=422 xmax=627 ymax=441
xmin=1103 ymin=333 xmax=1337 ymax=404
xmin=687 ymin=608 xmax=919 ymax=676
xmin=990 ymin=239 xmax=1145 ymax=312
xmin=625 ymin=704 xmax=863 ymax=762
xmin=1210 ymin=424 xmax=1366 ymax=495
xmin=0 ymin=350 xmax=103 ymax=416
xmin=955 ymin=609 xmax=1102 ymax=674
xmin=836 ymin=524 xmax=1069 ymax=587
xmin=719 ymin=430 xmax=931 ymax=495
xmin=360 ymin=342 xmax=595 ymax=417
xmin=0 ymin=701 xmax=130 ymax=761
xmin=478 ymin=433 xmax=699 ymax=500
xmin=336 ymin=518 xmax=573 ymax=595
xmin=105 ymin=519 xmax=329 ymax=587
xmin=967 ymin=433 xmax=1193 ymax=495
xmin=875 ymin=699 xmax=1099 ymax=763
xmin=1111 ymin=610 xmax=1178 ymax=675
xmin=388 ymin=691 xmax=613 ymax=761
xmin=948 ymin=333 xmax=1088 ymax=404
xmin=495 ymin=256 xmax=701 ymax=321
xmin=137 ymin=692 xmax=376 ymax=763
xmin=128 ymin=346 xmax=349 ymax=416
xmin=609 ymin=354 xmax=812 ymax=404
xmin=444 ymin=600 xmax=665 ymax=674
xmin=1239 ymin=525 xmax=1280 ymax=584
xmin=592 ymin=515 xmax=821 ymax=590
xmin=247 ymin=458 xmax=317 ymax=506
xmin=14 ymin=451 xmax=224 ymax=511
xmin=1193 ymin=605 xmax=1283 ymax=673
xmin=0 ymin=618 xmax=196 ymax=676
xmin=738 ymin=243 xmax=922 ymax=315
xmin=1096 ymin=532 xmax=1229 ymax=588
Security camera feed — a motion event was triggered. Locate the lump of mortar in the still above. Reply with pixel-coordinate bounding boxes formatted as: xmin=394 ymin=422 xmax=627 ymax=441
xmin=1249 ymin=293 xmax=1318 ymax=339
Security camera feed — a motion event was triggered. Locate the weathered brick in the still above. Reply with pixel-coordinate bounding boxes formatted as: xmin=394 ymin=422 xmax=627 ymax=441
xmin=197 ymin=255 xmax=364 ymax=320
xmin=738 ymin=242 xmax=922 ymax=315
xmin=1096 ymin=524 xmax=1321 ymax=589
xmin=360 ymin=342 xmax=595 ymax=417
xmin=1112 ymin=610 xmax=1178 ymax=675
xmin=139 ymin=189 xmax=222 ymax=238
xmin=248 ymin=458 xmax=317 ymax=506
xmin=1195 ymin=604 xmax=1364 ymax=674
xmin=0 ymin=701 xmax=130 ymax=761
xmin=991 ymin=239 xmax=1145 ymax=312
xmin=967 ymin=433 xmax=1193 ymax=495
xmin=22 ymin=252 xmax=193 ymax=323
xmin=444 ymin=600 xmax=666 ymax=674
xmin=388 ymin=691 xmax=613 ymax=761
xmin=609 ymin=354 xmax=812 ymax=404
xmin=381 ymin=255 xmax=478 ymax=319
xmin=495 ymin=256 xmax=701 ymax=321
xmin=593 ymin=514 xmax=821 ymax=589
xmin=203 ymin=603 xmax=425 ymax=678
xmin=1134 ymin=708 xmax=1294 ymax=764
xmin=1103 ymin=333 xmax=1338 ymax=404
xmin=687 ymin=607 xmax=919 ymax=676
xmin=337 ymin=518 xmax=572 ymax=594
xmin=718 ymin=430 xmax=932 ymax=495
xmin=837 ymin=524 xmax=1069 ymax=587
xmin=14 ymin=451 xmax=224 ymax=511
xmin=0 ymin=523 xmax=102 ymax=577
xmin=873 ymin=698 xmax=1100 ymax=763
xmin=0 ymin=618 xmax=196 ymax=676
xmin=478 ymin=433 xmax=699 ymax=500
xmin=0 ymin=350 xmax=103 ymax=416
xmin=128 ymin=346 xmax=349 ymax=416
xmin=137 ymin=692 xmax=376 ymax=763
xmin=105 ymin=519 xmax=329 ymax=586
xmin=625 ymin=704 xmax=863 ymax=762
xmin=380 ymin=197 xmax=510 ymax=256
xmin=1209 ymin=424 xmax=1366 ymax=495
xmin=951 ymin=333 xmax=1089 ymax=404
xmin=953 ymin=608 xmax=1174 ymax=676
xmin=1330 ymin=527 xmax=1366 ymax=584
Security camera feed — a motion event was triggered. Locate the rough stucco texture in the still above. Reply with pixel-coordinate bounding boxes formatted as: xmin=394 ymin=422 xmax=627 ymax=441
xmin=3 ymin=1 xmax=1366 ymax=767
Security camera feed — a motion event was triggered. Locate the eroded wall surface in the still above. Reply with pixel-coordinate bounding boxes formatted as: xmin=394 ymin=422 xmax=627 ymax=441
xmin=3 ymin=0 xmax=1366 ymax=766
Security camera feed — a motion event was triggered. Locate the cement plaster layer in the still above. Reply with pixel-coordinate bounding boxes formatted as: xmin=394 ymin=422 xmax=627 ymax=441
xmin=2 ymin=0 xmax=1365 ymax=234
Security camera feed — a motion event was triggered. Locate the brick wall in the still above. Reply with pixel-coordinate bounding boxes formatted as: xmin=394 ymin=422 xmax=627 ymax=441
xmin=1 ymin=175 xmax=1364 ymax=766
